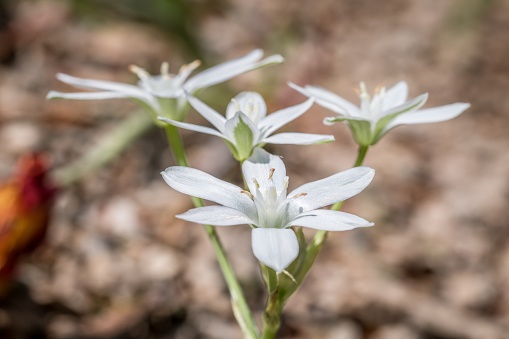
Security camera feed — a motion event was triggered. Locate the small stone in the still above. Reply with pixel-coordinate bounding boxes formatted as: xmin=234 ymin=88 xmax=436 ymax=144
xmin=0 ymin=122 xmax=41 ymax=154
xmin=371 ymin=324 xmax=421 ymax=339
xmin=325 ymin=320 xmax=363 ymax=339
xmin=136 ymin=245 xmax=181 ymax=281
xmin=99 ymin=197 xmax=142 ymax=239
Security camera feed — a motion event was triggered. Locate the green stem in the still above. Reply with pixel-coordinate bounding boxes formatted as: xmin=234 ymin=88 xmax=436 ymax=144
xmin=53 ymin=112 xmax=153 ymax=187
xmin=259 ymin=145 xmax=370 ymax=336
xmin=304 ymin=145 xmax=370 ymax=272
xmin=164 ymin=124 xmax=188 ymax=167
xmin=353 ymin=144 xmax=369 ymax=167
xmin=330 ymin=144 xmax=368 ymax=210
xmin=281 ymin=145 xmax=370 ymax=304
xmin=164 ymin=125 xmax=260 ymax=339
xmin=262 ymin=287 xmax=282 ymax=339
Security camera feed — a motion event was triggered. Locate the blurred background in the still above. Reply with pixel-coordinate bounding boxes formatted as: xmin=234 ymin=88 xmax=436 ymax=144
xmin=0 ymin=0 xmax=508 ymax=338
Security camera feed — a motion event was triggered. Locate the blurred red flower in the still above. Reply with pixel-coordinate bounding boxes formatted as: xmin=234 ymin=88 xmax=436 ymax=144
xmin=0 ymin=154 xmax=57 ymax=292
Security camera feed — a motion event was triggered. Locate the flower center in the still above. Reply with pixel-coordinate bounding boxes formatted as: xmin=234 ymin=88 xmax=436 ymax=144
xmin=358 ymin=81 xmax=386 ymax=117
xmin=128 ymin=60 xmax=201 ymax=98
xmin=241 ymin=168 xmax=307 ymax=229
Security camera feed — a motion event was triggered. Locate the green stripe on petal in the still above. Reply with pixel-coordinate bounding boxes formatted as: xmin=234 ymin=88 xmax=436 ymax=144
xmin=226 ymin=112 xmax=257 ymax=161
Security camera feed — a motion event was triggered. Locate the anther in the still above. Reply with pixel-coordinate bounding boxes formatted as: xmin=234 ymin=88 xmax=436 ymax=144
xmin=374 ymin=83 xmax=385 ymax=94
xmin=128 ymin=65 xmax=150 ymax=79
xmin=268 ymin=168 xmax=275 ymax=180
xmin=160 ymin=62 xmax=170 ymax=76
xmin=359 ymin=81 xmax=369 ymax=99
xmin=292 ymin=192 xmax=307 ymax=199
xmin=252 ymin=178 xmax=260 ymax=188
xmin=283 ymin=177 xmax=289 ymax=189
xmin=179 ymin=60 xmax=201 ymax=75
xmin=241 ymin=190 xmax=254 ymax=200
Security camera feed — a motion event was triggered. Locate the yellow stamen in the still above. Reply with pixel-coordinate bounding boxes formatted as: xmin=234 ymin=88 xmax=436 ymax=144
xmin=292 ymin=192 xmax=307 ymax=199
xmin=179 ymin=60 xmax=201 ymax=75
xmin=252 ymin=178 xmax=260 ymax=188
xmin=241 ymin=190 xmax=254 ymax=200
xmin=128 ymin=64 xmax=150 ymax=79
xmin=268 ymin=168 xmax=275 ymax=180
xmin=160 ymin=62 xmax=170 ymax=76
xmin=374 ymin=83 xmax=385 ymax=94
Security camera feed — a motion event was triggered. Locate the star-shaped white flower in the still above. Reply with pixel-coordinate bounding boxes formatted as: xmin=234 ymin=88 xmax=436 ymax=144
xmin=290 ymin=81 xmax=470 ymax=146
xmin=47 ymin=49 xmax=283 ymax=120
xmin=161 ymin=148 xmax=374 ymax=272
xmin=159 ymin=92 xmax=335 ymax=161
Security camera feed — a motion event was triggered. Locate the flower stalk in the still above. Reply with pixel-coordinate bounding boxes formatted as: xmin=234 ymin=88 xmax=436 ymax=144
xmin=257 ymin=144 xmax=371 ymax=338
xmin=262 ymin=287 xmax=282 ymax=339
xmin=163 ymin=124 xmax=260 ymax=339
xmin=300 ymin=145 xmax=371 ymax=285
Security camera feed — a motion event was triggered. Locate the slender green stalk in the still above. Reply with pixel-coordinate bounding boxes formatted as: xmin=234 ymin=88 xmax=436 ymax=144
xmin=164 ymin=124 xmax=189 ymax=167
xmin=353 ymin=145 xmax=369 ymax=167
xmin=262 ymin=288 xmax=281 ymax=339
xmin=330 ymin=145 xmax=368 ymax=210
xmin=164 ymin=125 xmax=260 ymax=339
xmin=260 ymin=145 xmax=371 ymax=338
xmin=53 ymin=112 xmax=153 ymax=187
xmin=303 ymin=144 xmax=370 ymax=278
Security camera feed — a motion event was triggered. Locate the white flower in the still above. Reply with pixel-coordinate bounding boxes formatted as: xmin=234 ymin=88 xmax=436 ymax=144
xmin=47 ymin=49 xmax=284 ymax=120
xmin=159 ymin=92 xmax=335 ymax=161
xmin=161 ymin=148 xmax=374 ymax=272
xmin=290 ymin=81 xmax=470 ymax=146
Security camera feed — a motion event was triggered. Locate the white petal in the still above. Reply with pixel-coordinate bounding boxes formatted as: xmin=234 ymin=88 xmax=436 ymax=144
xmin=377 ymin=93 xmax=428 ymax=119
xmin=226 ymin=92 xmax=267 ymax=121
xmin=263 ymin=133 xmax=334 ymax=145
xmin=290 ymin=209 xmax=373 ymax=231
xmin=158 ymin=117 xmax=226 ymax=139
xmin=55 ymin=73 xmax=159 ymax=110
xmin=185 ymin=50 xmax=283 ymax=91
xmin=187 ymin=95 xmax=226 ymax=133
xmin=258 ymin=99 xmax=314 ymax=135
xmin=251 ymin=228 xmax=299 ymax=272
xmin=386 ymin=102 xmax=470 ymax=130
xmin=161 ymin=167 xmax=255 ymax=219
xmin=56 ymin=73 xmax=147 ymax=97
xmin=382 ymin=81 xmax=408 ymax=110
xmin=242 ymin=148 xmax=287 ymax=193
xmin=47 ymin=91 xmax=132 ymax=100
xmin=289 ymin=82 xmax=361 ymax=117
xmin=288 ymin=166 xmax=375 ymax=211
xmin=177 ymin=206 xmax=255 ymax=226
